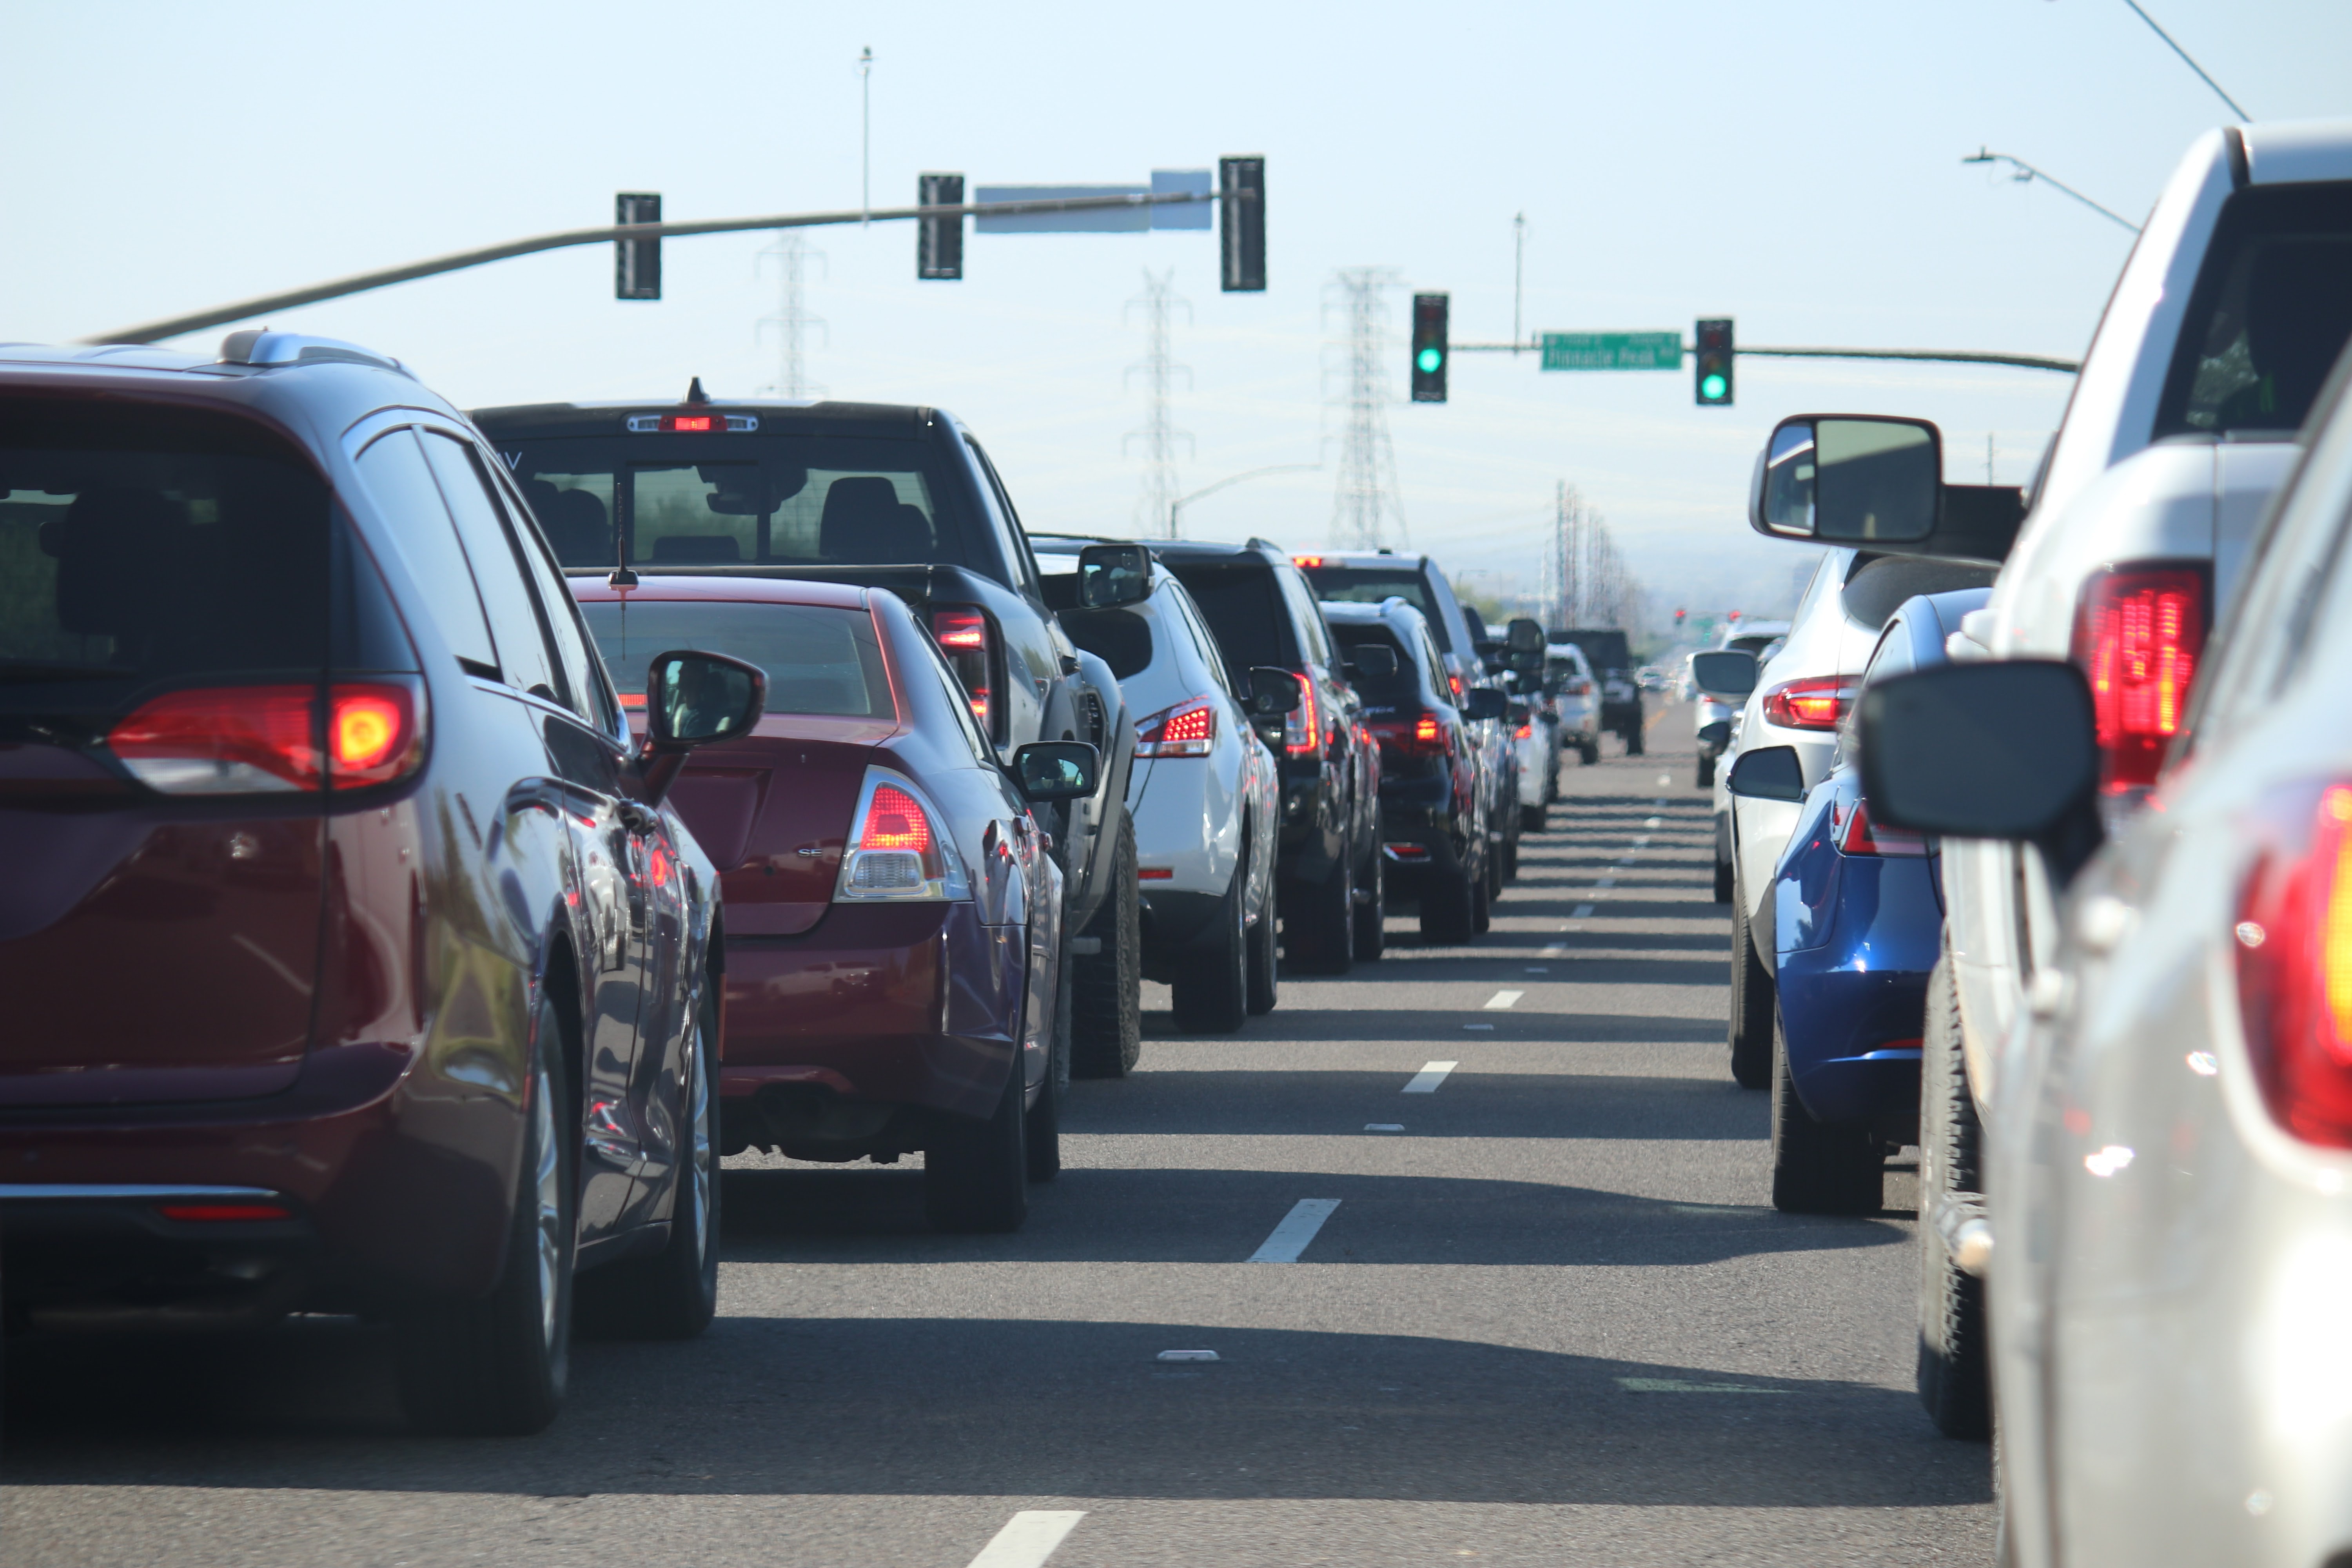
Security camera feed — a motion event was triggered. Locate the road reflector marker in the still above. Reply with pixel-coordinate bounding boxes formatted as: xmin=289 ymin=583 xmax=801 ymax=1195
xmin=1484 ymin=990 xmax=1523 ymax=1009
xmin=1365 ymin=1122 xmax=1405 ymax=1132
xmin=1462 ymin=1023 xmax=1495 ymax=1030
xmin=1404 ymin=1060 xmax=1459 ymax=1091
xmin=1156 ymin=1349 xmax=1219 ymax=1362
xmin=966 ymin=1510 xmax=1088 ymax=1568
xmin=1524 ymin=965 xmax=1548 ymax=973
xmin=1615 ymin=1377 xmax=1786 ymax=1395
xmin=1248 ymin=1198 xmax=1341 ymax=1263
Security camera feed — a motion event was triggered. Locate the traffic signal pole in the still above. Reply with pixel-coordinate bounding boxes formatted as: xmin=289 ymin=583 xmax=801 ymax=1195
xmin=1445 ymin=338 xmax=2080 ymax=374
xmin=84 ymin=187 xmax=1243 ymax=346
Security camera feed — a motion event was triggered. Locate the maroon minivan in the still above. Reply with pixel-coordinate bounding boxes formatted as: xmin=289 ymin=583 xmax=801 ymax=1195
xmin=571 ymin=575 xmax=1099 ymax=1234
xmin=0 ymin=336 xmax=761 ymax=1434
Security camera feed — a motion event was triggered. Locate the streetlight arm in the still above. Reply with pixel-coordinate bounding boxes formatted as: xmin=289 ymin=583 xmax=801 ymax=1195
xmin=1963 ymin=149 xmax=2141 ymax=234
xmin=1168 ymin=463 xmax=1321 ymax=535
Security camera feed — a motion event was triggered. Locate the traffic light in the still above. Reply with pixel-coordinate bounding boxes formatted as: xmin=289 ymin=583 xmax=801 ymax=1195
xmin=1220 ymin=156 xmax=1265 ymax=292
xmin=1411 ymin=293 xmax=1449 ymax=403
xmin=1674 ymin=608 xmax=1687 ymax=628
xmin=615 ymin=193 xmax=661 ymax=300
xmin=1694 ymin=317 xmax=1733 ymax=405
xmin=918 ymin=173 xmax=964 ymax=281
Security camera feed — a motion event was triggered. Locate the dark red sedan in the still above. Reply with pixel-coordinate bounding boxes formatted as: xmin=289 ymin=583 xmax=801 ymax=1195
xmin=570 ymin=576 xmax=1096 ymax=1234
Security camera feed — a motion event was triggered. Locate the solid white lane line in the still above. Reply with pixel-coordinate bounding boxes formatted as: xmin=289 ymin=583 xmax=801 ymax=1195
xmin=1539 ymin=944 xmax=1566 ymax=957
xmin=1484 ymin=990 xmax=1523 ymax=1010
xmin=1403 ymin=1060 xmax=1459 ymax=1092
xmin=1249 ymin=1199 xmax=1341 ymax=1263
xmin=1573 ymin=904 xmax=1595 ymax=918
xmin=967 ymin=1510 xmax=1087 ymax=1568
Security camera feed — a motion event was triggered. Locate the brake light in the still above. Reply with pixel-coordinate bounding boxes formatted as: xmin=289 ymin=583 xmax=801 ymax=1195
xmin=2072 ymin=564 xmax=2207 ymax=794
xmin=1761 ymin=673 xmax=1853 ymax=731
xmin=2236 ymin=784 xmax=2352 ymax=1147
xmin=1835 ymin=797 xmax=1926 ymax=857
xmin=931 ymin=605 xmax=994 ymax=734
xmin=1415 ymin=714 xmax=1441 ymax=745
xmin=1136 ymin=696 xmax=1218 ymax=758
xmin=1514 ymin=721 xmax=1533 ymax=740
xmin=837 ymin=770 xmax=968 ymax=902
xmin=1293 ymin=554 xmax=1324 ymax=568
xmin=1448 ymin=670 xmax=1466 ymax=704
xmin=1285 ymin=673 xmax=1320 ymax=758
xmin=157 ymin=1203 xmax=291 ymax=1223
xmin=108 ymin=681 xmax=422 ymax=795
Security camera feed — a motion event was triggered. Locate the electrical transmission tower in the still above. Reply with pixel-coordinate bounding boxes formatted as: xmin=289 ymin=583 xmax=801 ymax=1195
xmin=1550 ymin=482 xmax=1641 ymax=630
xmin=1124 ymin=269 xmax=1192 ymax=537
xmin=756 ymin=233 xmax=826 ymax=398
xmin=1327 ymin=268 xmax=1408 ymax=550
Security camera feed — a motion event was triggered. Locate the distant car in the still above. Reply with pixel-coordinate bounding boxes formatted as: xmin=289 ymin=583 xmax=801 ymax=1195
xmin=1322 ymin=599 xmax=1501 ymax=941
xmin=1511 ymin=695 xmax=1557 ymax=832
xmin=1549 ymin=644 xmax=1602 ymax=765
xmin=0 ymin=335 xmax=764 ymax=1436
xmin=1635 ymin=664 xmax=1668 ymax=691
xmin=572 ymin=575 xmax=1098 ymax=1233
xmin=1030 ymin=538 xmax=1282 ymax=1031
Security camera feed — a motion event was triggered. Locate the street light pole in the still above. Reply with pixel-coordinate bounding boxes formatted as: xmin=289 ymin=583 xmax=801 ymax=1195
xmin=859 ymin=47 xmax=874 ymax=226
xmin=1512 ymin=213 xmax=1526 ymax=358
xmin=1168 ymin=463 xmax=1321 ymax=538
xmin=1964 ymin=148 xmax=2141 ymax=234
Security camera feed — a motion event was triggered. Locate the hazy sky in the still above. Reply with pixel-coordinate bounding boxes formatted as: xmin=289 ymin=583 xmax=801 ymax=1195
xmin=10 ymin=1 xmax=2348 ymax=620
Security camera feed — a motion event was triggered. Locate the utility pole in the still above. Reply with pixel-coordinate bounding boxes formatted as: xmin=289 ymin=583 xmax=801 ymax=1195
xmin=1513 ymin=213 xmax=1526 ymax=357
xmin=756 ymin=233 xmax=825 ymax=398
xmin=859 ymin=46 xmax=874 ymax=225
xmin=1125 ymin=270 xmax=1192 ymax=539
xmin=1328 ymin=267 xmax=1408 ymax=550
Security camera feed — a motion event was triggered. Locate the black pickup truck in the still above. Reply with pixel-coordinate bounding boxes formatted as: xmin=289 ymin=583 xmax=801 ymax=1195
xmin=472 ymin=390 xmax=1145 ymax=1075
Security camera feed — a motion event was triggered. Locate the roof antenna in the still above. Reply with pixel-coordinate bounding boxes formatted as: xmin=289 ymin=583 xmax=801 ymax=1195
xmin=684 ymin=376 xmax=709 ymax=405
xmin=609 ymin=477 xmax=639 ymax=589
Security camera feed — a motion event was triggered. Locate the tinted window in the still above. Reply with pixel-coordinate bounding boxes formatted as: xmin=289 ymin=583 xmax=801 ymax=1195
xmin=1165 ymin=562 xmax=1298 ymax=686
xmin=2158 ymin=182 xmax=2352 ymax=437
xmin=1299 ymin=565 xmax=1440 ymax=641
xmin=354 ymin=428 xmax=498 ymax=672
xmin=1164 ymin=586 xmax=1233 ymax=695
xmin=1328 ymin=623 xmax=1420 ymax=703
xmin=964 ymin=440 xmax=1036 ymax=591
xmin=498 ymin=477 xmax=617 ymax=731
xmin=499 ymin=434 xmax=972 ymax=572
xmin=0 ymin=402 xmax=328 ymax=718
xmin=1276 ymin=566 xmax=1334 ymax=664
xmin=419 ymin=432 xmax=560 ymax=702
xmin=577 ymin=600 xmax=891 ymax=718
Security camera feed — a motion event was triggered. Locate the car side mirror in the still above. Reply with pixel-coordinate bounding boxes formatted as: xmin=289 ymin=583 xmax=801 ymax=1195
xmin=1465 ymin=688 xmax=1508 ymax=722
xmin=1860 ymin=661 xmax=2102 ymax=886
xmin=1750 ymin=413 xmax=2024 ymax=563
xmin=1247 ymin=667 xmax=1303 ymax=716
xmin=1691 ymin=650 xmax=1759 ymax=701
xmin=1345 ymin=644 xmax=1398 ymax=680
xmin=1012 ymin=740 xmax=1101 ymax=804
xmin=635 ymin=649 xmax=768 ymax=806
xmin=1697 ymin=720 xmax=1732 ymax=750
xmin=1075 ymin=543 xmax=1150 ymax=608
xmin=1505 ymin=616 xmax=1546 ymax=655
xmin=1726 ymin=744 xmax=1806 ymax=802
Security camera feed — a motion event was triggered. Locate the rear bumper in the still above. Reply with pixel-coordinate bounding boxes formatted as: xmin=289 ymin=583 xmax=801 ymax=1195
xmin=1774 ymin=853 xmax=1939 ymax=1135
xmin=1376 ymin=795 xmax=1473 ymax=895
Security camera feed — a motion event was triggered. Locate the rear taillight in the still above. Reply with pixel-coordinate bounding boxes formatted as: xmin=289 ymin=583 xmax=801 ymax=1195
xmin=2071 ymin=564 xmax=2208 ymax=794
xmin=1367 ymin=711 xmax=1449 ymax=767
xmin=1285 ymin=673 xmax=1321 ymax=758
xmin=108 ymin=681 xmax=423 ymax=795
xmin=1447 ymin=669 xmax=1466 ymax=704
xmin=2236 ymin=784 xmax=2352 ymax=1147
xmin=1835 ymin=797 xmax=1926 ymax=857
xmin=1514 ymin=721 xmax=1533 ymax=740
xmin=836 ymin=768 xmax=970 ymax=902
xmin=1760 ymin=674 xmax=1854 ymax=731
xmin=1136 ymin=696 xmax=1218 ymax=758
xmin=157 ymin=1203 xmax=291 ymax=1223
xmin=931 ymin=604 xmax=995 ymax=736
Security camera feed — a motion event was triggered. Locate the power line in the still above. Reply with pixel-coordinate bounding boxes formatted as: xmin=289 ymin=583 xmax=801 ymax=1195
xmin=2119 ymin=0 xmax=2250 ymax=120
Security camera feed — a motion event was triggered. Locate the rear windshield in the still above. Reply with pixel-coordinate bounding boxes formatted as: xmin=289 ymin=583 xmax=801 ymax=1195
xmin=1560 ymin=630 xmax=1630 ymax=674
xmin=496 ymin=435 xmax=976 ymax=573
xmin=577 ymin=599 xmax=892 ymax=718
xmin=0 ymin=403 xmax=329 ymax=719
xmin=1328 ymin=623 xmax=1421 ymax=703
xmin=1163 ymin=562 xmax=1299 ymax=681
xmin=2158 ymin=182 xmax=2352 ymax=438
xmin=1297 ymin=565 xmax=1445 ymax=647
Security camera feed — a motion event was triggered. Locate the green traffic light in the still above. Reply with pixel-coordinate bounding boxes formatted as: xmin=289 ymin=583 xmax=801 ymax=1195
xmin=1700 ymin=373 xmax=1728 ymax=401
xmin=1417 ymin=347 xmax=1443 ymax=374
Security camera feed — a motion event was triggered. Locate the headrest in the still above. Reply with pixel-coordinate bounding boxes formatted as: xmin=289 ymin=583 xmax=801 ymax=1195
xmin=543 ymin=488 xmax=611 ymax=568
xmin=818 ymin=477 xmax=924 ymax=561
xmin=43 ymin=486 xmax=188 ymax=637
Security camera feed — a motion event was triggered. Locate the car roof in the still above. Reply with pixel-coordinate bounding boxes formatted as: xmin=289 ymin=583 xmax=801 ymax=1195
xmin=1289 ymin=549 xmax=1430 ymax=568
xmin=570 ymin=575 xmax=871 ymax=610
xmin=1149 ymin=538 xmax=1288 ymax=563
xmin=471 ymin=394 xmax=943 ymax=443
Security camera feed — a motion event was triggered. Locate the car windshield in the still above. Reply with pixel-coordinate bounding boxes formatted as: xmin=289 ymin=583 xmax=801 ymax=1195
xmin=2158 ymin=182 xmax=2352 ymax=437
xmin=497 ymin=434 xmax=971 ymax=572
xmin=577 ymin=599 xmax=892 ymax=718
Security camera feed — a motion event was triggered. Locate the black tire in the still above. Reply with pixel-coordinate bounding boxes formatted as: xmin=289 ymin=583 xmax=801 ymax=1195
xmin=1246 ymin=847 xmax=1280 ymax=1014
xmin=1918 ymin=948 xmax=1993 ymax=1439
xmin=1351 ymin=849 xmax=1386 ymax=961
xmin=1469 ymin=861 xmax=1492 ymax=934
xmin=1025 ymin=949 xmax=1071 ymax=1182
xmin=1070 ymin=817 xmax=1141 ymax=1079
xmin=1768 ymin=1010 xmax=1884 ymax=1214
xmin=1728 ymin=894 xmax=1774 ymax=1091
xmin=1712 ymin=857 xmax=1734 ymax=904
xmin=1173 ymin=857 xmax=1249 ymax=1034
xmin=575 ymin=983 xmax=720 ymax=1340
xmin=1420 ymin=866 xmax=1474 ymax=944
xmin=926 ymin=1058 xmax=1028 ymax=1233
xmin=1520 ymin=803 xmax=1548 ymax=835
xmin=1500 ymin=812 xmax=1521 ymax=883
xmin=1696 ymin=755 xmax=1715 ymax=789
xmin=397 ymin=992 xmax=575 ymax=1435
xmin=1484 ymin=822 xmax=1505 ymax=902
xmin=1580 ymin=740 xmax=1600 ymax=766
xmin=1628 ymin=730 xmax=1645 ymax=756
xmin=1285 ymin=852 xmax=1355 ymax=975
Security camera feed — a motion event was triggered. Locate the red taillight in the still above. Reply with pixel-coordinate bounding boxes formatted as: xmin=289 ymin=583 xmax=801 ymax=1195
xmin=931 ymin=605 xmax=994 ymax=733
xmin=157 ymin=1203 xmax=291 ymax=1223
xmin=1293 ymin=554 xmax=1324 ymax=568
xmin=1285 ymin=673 xmax=1321 ymax=758
xmin=1835 ymin=797 xmax=1926 ymax=857
xmin=1447 ymin=670 xmax=1466 ymax=704
xmin=859 ymin=784 xmax=933 ymax=852
xmin=1139 ymin=867 xmax=1176 ymax=880
xmin=1414 ymin=714 xmax=1441 ymax=745
xmin=837 ymin=770 xmax=966 ymax=901
xmin=1136 ymin=696 xmax=1218 ymax=758
xmin=1514 ymin=721 xmax=1533 ymax=740
xmin=2072 ymin=564 xmax=2208 ymax=794
xmin=670 ymin=414 xmax=716 ymax=432
xmin=108 ymin=681 xmax=421 ymax=795
xmin=2237 ymin=784 xmax=2352 ymax=1147
xmin=1761 ymin=674 xmax=1853 ymax=731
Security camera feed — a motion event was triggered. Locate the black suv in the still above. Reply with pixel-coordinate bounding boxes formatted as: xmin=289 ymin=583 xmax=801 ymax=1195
xmin=471 ymin=390 xmax=1145 ymax=1077
xmin=1149 ymin=539 xmax=1383 ymax=970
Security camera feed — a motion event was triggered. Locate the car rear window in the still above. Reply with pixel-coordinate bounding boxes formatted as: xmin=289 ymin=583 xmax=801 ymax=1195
xmin=497 ymin=434 xmax=976 ymax=573
xmin=0 ymin=401 xmax=331 ymax=718
xmin=2158 ymin=182 xmax=2352 ymax=437
xmin=1298 ymin=564 xmax=1446 ymax=646
xmin=1329 ymin=623 xmax=1422 ymax=703
xmin=577 ymin=599 xmax=891 ymax=718
xmin=1164 ymin=561 xmax=1300 ymax=682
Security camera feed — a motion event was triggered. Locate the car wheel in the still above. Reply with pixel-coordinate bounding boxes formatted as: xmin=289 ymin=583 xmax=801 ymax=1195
xmin=1627 ymin=729 xmax=1645 ymax=757
xmin=1025 ymin=951 xmax=1071 ymax=1182
xmin=1696 ymin=755 xmax=1715 ymax=789
xmin=1768 ymin=1009 xmax=1884 ymax=1215
xmin=1712 ymin=857 xmax=1734 ymax=904
xmin=575 ymin=982 xmax=721 ymax=1340
xmin=1483 ymin=824 xmax=1504 ymax=902
xmin=1173 ymin=856 xmax=1249 ymax=1033
xmin=397 ymin=991 xmax=575 ymax=1435
xmin=1918 ymin=948 xmax=1993 ymax=1439
xmin=1350 ymin=848 xmax=1386 ymax=962
xmin=1285 ymin=851 xmax=1355 ymax=975
xmin=1580 ymin=740 xmax=1600 ymax=766
xmin=1071 ymin=817 xmax=1142 ymax=1078
xmin=1245 ymin=847 xmax=1280 ymax=1015
xmin=1500 ymin=812 xmax=1521 ymax=883
xmin=1469 ymin=861 xmax=1492 ymax=934
xmin=1728 ymin=894 xmax=1774 ymax=1091
xmin=926 ymin=1057 xmax=1029 ymax=1233
xmin=1520 ymin=803 xmax=1548 ymax=834
xmin=1419 ymin=864 xmax=1475 ymax=944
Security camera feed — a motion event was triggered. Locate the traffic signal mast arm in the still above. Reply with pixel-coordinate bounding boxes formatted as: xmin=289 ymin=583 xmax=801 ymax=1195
xmin=1445 ymin=339 xmax=2080 ymax=374
xmin=86 ymin=187 xmax=1243 ymax=345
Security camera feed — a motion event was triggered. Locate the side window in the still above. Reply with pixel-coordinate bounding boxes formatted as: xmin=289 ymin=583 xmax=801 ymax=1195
xmin=354 ymin=428 xmax=499 ymax=674
xmin=1276 ymin=566 xmax=1333 ymax=664
xmin=1788 ymin=551 xmax=1833 ymax=629
xmin=494 ymin=464 xmax=619 ymax=733
xmin=1422 ymin=633 xmax=1449 ymax=701
xmin=418 ymin=432 xmax=562 ymax=704
xmin=967 ymin=439 xmax=1046 ymax=595
xmin=956 ymin=439 xmax=1031 ymax=592
xmin=1166 ymin=587 xmax=1232 ymax=695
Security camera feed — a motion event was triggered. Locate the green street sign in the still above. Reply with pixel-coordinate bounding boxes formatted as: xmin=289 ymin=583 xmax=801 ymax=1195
xmin=1540 ymin=331 xmax=1682 ymax=371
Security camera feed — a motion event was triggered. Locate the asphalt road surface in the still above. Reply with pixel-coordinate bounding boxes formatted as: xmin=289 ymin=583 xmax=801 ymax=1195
xmin=2 ymin=704 xmax=1994 ymax=1566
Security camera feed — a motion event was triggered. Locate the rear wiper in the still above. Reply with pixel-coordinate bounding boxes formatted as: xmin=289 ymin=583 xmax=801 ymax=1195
xmin=0 ymin=661 xmax=133 ymax=684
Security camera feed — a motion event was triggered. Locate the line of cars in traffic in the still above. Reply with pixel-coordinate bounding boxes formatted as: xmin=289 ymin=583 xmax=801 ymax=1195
xmin=1690 ymin=117 xmax=2352 ymax=1566
xmin=0 ymin=334 xmax=1595 ymax=1436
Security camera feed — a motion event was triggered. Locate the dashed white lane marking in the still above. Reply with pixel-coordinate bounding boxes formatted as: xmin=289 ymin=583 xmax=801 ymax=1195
xmin=1657 ymin=774 xmax=1672 ymax=787
xmin=1644 ymin=816 xmax=1662 ymax=828
xmin=1483 ymin=990 xmax=1523 ymax=1010
xmin=1156 ymin=1349 xmax=1218 ymax=1362
xmin=1249 ymin=1199 xmax=1341 ymax=1263
xmin=966 ymin=1510 xmax=1088 ymax=1568
xmin=1365 ymin=1123 xmax=1405 ymax=1132
xmin=1524 ymin=965 xmax=1549 ymax=973
xmin=1462 ymin=1023 xmax=1495 ymax=1031
xmin=1615 ymin=1377 xmax=1786 ymax=1395
xmin=1573 ymin=903 xmax=1595 ymax=918
xmin=1404 ymin=1060 xmax=1459 ymax=1091
xmin=1540 ymin=945 xmax=1566 ymax=956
